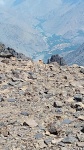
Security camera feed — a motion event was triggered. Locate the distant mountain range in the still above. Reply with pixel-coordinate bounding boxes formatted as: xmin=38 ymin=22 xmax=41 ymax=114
xmin=0 ymin=0 xmax=84 ymax=62
xmin=64 ymin=43 xmax=84 ymax=66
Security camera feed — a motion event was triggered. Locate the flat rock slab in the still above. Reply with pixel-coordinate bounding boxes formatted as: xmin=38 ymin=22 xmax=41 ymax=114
xmin=23 ymin=118 xmax=38 ymax=128
xmin=62 ymin=135 xmax=78 ymax=144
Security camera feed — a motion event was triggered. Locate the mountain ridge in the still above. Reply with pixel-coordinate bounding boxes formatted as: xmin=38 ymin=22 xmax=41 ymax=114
xmin=64 ymin=43 xmax=84 ymax=66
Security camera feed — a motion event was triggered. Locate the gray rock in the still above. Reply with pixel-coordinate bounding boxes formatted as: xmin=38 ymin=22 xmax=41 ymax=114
xmin=74 ymin=94 xmax=83 ymax=102
xmin=61 ymin=119 xmax=72 ymax=125
xmin=0 ymin=122 xmax=5 ymax=126
xmin=34 ymin=133 xmax=43 ymax=139
xmin=7 ymin=98 xmax=16 ymax=102
xmin=44 ymin=138 xmax=53 ymax=145
xmin=77 ymin=134 xmax=84 ymax=142
xmin=47 ymin=54 xmax=66 ymax=66
xmin=62 ymin=135 xmax=78 ymax=144
xmin=20 ymin=111 xmax=29 ymax=116
xmin=0 ymin=74 xmax=6 ymax=80
xmin=58 ymin=142 xmax=65 ymax=147
xmin=8 ymin=81 xmax=16 ymax=86
xmin=81 ymin=127 xmax=84 ymax=133
xmin=55 ymin=108 xmax=63 ymax=113
xmin=0 ymin=97 xmax=4 ymax=102
xmin=28 ymin=72 xmax=37 ymax=79
xmin=80 ymin=68 xmax=84 ymax=74
xmin=74 ymin=123 xmax=84 ymax=128
xmin=48 ymin=123 xmax=59 ymax=135
xmin=0 ymin=43 xmax=32 ymax=61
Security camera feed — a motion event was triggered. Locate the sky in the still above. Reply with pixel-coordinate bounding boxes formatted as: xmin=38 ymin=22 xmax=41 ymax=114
xmin=0 ymin=0 xmax=5 ymax=5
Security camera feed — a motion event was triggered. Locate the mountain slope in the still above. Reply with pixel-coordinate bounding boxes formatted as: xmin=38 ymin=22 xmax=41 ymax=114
xmin=64 ymin=43 xmax=84 ymax=66
xmin=0 ymin=0 xmax=84 ymax=61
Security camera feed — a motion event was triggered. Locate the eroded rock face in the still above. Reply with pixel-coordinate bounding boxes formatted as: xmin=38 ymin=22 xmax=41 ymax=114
xmin=0 ymin=56 xmax=84 ymax=150
xmin=47 ymin=54 xmax=66 ymax=66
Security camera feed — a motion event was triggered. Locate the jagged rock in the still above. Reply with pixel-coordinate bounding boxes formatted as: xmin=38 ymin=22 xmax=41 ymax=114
xmin=47 ymin=54 xmax=66 ymax=66
xmin=0 ymin=43 xmax=32 ymax=61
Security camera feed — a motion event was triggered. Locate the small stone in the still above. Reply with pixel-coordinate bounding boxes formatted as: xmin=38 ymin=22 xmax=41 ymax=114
xmin=0 ymin=122 xmax=5 ymax=126
xmin=44 ymin=138 xmax=53 ymax=145
xmin=60 ymin=147 xmax=68 ymax=150
xmin=74 ymin=94 xmax=83 ymax=102
xmin=51 ymin=139 xmax=57 ymax=144
xmin=45 ymin=131 xmax=50 ymax=136
xmin=76 ymin=142 xmax=84 ymax=147
xmin=38 ymin=140 xmax=46 ymax=148
xmin=0 ymin=97 xmax=4 ymax=102
xmin=81 ymin=127 xmax=84 ymax=133
xmin=34 ymin=133 xmax=43 ymax=139
xmin=61 ymin=119 xmax=72 ymax=125
xmin=74 ymin=123 xmax=84 ymax=128
xmin=48 ymin=123 xmax=59 ymax=135
xmin=12 ymin=147 xmax=21 ymax=150
xmin=20 ymin=111 xmax=29 ymax=116
xmin=0 ymin=126 xmax=10 ymax=137
xmin=7 ymin=98 xmax=16 ymax=102
xmin=8 ymin=81 xmax=16 ymax=86
xmin=51 ymin=138 xmax=63 ymax=144
xmin=77 ymin=134 xmax=84 ymax=142
xmin=80 ymin=68 xmax=84 ymax=74
xmin=53 ymin=101 xmax=62 ymax=108
xmin=58 ymin=142 xmax=65 ymax=147
xmin=78 ymin=115 xmax=84 ymax=121
xmin=55 ymin=108 xmax=62 ymax=113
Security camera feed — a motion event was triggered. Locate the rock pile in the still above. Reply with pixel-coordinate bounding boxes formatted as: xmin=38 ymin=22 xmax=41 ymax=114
xmin=0 ymin=56 xmax=84 ymax=150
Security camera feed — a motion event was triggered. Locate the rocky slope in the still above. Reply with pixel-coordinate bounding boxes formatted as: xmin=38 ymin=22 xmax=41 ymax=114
xmin=0 ymin=52 xmax=84 ymax=150
xmin=64 ymin=43 xmax=84 ymax=66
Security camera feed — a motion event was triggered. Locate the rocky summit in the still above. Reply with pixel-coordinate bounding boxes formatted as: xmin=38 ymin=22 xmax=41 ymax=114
xmin=0 ymin=53 xmax=84 ymax=150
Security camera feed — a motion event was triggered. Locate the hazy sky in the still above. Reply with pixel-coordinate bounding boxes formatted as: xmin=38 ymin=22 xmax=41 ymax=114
xmin=0 ymin=0 xmax=5 ymax=5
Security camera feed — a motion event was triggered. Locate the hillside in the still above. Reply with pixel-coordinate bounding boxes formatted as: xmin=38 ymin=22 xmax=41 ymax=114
xmin=0 ymin=47 xmax=84 ymax=149
xmin=64 ymin=43 xmax=84 ymax=66
xmin=0 ymin=0 xmax=84 ymax=61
